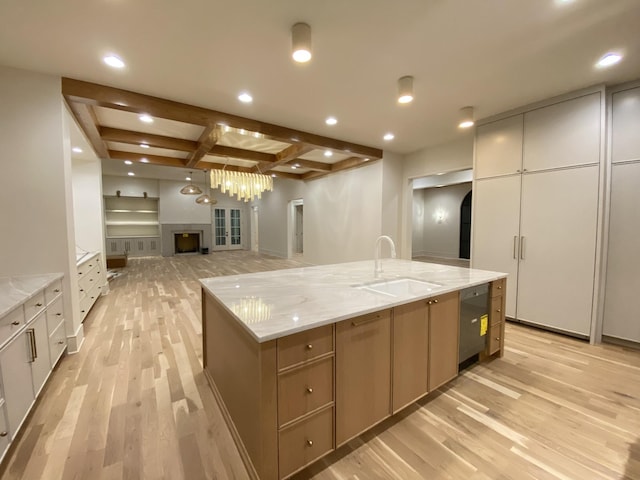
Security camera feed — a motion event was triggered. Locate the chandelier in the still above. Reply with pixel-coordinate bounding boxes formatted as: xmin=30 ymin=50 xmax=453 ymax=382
xmin=210 ymin=169 xmax=273 ymax=202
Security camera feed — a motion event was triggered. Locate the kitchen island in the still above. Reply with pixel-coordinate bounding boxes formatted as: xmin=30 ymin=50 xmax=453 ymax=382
xmin=200 ymin=259 xmax=507 ymax=480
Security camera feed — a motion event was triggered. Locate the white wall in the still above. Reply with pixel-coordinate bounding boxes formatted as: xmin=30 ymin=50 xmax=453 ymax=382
xmin=381 ymin=153 xmax=404 ymax=250
xmin=72 ymin=158 xmax=105 ymax=253
xmin=419 ymin=183 xmax=472 ymax=258
xmin=412 ymin=190 xmax=425 ymax=256
xmin=0 ymin=66 xmax=82 ymax=347
xmin=102 ymin=175 xmax=159 ymax=198
xmin=158 ymin=179 xmax=210 ymax=224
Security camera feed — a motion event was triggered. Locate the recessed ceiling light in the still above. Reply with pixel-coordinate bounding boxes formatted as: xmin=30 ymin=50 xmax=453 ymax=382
xmin=140 ymin=143 xmax=149 ymax=149
xmin=364 ymin=158 xmax=370 ymax=162
xmin=291 ymin=165 xmax=297 ymax=170
xmin=383 ymin=133 xmax=395 ymax=141
xmin=72 ymin=147 xmax=83 ymax=153
xmin=140 ymin=157 xmax=149 ymax=163
xmin=103 ymin=55 xmax=125 ymax=69
xmin=324 ymin=150 xmax=333 ymax=157
xmin=186 ymin=176 xmax=191 ymax=181
xmin=325 ymin=116 xmax=338 ymax=126
xmin=124 ymin=160 xmax=132 ymax=165
xmin=596 ymin=52 xmax=623 ymax=68
xmin=238 ymin=92 xmax=253 ymax=103
xmin=127 ymin=172 xmax=135 ymax=176
xmin=271 ymin=173 xmax=277 ymax=178
xmin=139 ymin=114 xmax=153 ymax=123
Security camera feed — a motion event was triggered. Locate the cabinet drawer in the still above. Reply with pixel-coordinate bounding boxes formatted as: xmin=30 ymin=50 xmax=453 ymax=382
xmin=490 ymin=295 xmax=504 ymax=326
xmin=491 ymin=278 xmax=506 ymax=297
xmin=0 ymin=402 xmax=9 ymax=459
xmin=279 ymin=406 xmax=333 ymax=479
xmin=278 ymin=357 xmax=333 ymax=426
xmin=487 ymin=322 xmax=504 ymax=355
xmin=278 ymin=324 xmax=333 ymax=370
xmin=45 ymin=279 xmax=62 ymax=304
xmin=0 ymin=307 xmax=24 ymax=348
xmin=79 ymin=293 xmax=94 ymax=319
xmin=46 ymin=296 xmax=64 ymax=335
xmin=24 ymin=290 xmax=45 ymax=323
xmin=48 ymin=320 xmax=67 ymax=367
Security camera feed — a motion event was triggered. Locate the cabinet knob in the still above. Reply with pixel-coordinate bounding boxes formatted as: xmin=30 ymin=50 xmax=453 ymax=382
xmin=497 ymin=309 xmax=501 ymax=313
xmin=0 ymin=431 xmax=7 ymax=437
xmin=56 ymin=313 xmax=62 ymax=316
xmin=497 ymin=286 xmax=502 ymax=290
xmin=54 ymin=288 xmax=60 ymax=293
xmin=306 ymin=439 xmax=313 ymax=447
xmin=11 ymin=321 xmax=20 ymax=326
xmin=427 ymin=301 xmax=432 ymax=305
xmin=495 ymin=337 xmax=500 ymax=341
xmin=306 ymin=387 xmax=313 ymax=394
xmin=58 ymin=340 xmax=65 ymax=345
xmin=433 ymin=299 xmax=438 ymax=304
xmin=80 ymin=289 xmax=84 ymax=292
xmin=306 ymin=344 xmax=313 ymax=350
xmin=36 ymin=302 xmax=43 ymax=307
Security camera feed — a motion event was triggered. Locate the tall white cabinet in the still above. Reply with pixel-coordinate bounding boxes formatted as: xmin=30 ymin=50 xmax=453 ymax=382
xmin=602 ymin=84 xmax=640 ymax=343
xmin=472 ymin=90 xmax=603 ymax=337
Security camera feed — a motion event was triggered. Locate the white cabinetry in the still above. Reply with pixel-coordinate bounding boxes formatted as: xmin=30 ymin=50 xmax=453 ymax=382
xmin=603 ymin=84 xmax=640 ymax=343
xmin=472 ymin=90 xmax=602 ymax=337
xmin=77 ymin=252 xmax=104 ymax=322
xmin=104 ymin=196 xmax=160 ymax=257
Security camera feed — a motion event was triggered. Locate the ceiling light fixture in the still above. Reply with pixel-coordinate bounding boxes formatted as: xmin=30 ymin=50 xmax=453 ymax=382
xmin=127 ymin=172 xmax=135 ymax=176
xmin=458 ymin=106 xmax=475 ymax=128
xmin=140 ymin=143 xmax=149 ymax=149
xmin=596 ymin=52 xmax=623 ymax=68
xmin=196 ymin=170 xmax=217 ymax=205
xmin=324 ymin=150 xmax=333 ymax=157
xmin=103 ymin=55 xmax=125 ymax=69
xmin=291 ymin=22 xmax=312 ymax=63
xmin=140 ymin=157 xmax=149 ymax=163
xmin=325 ymin=116 xmax=338 ymax=126
xmin=238 ymin=92 xmax=253 ymax=103
xmin=211 ymin=169 xmax=273 ymax=202
xmin=180 ymin=171 xmax=203 ymax=195
xmin=383 ymin=133 xmax=395 ymax=141
xmin=139 ymin=114 xmax=154 ymax=123
xmin=124 ymin=160 xmax=133 ymax=165
xmin=72 ymin=147 xmax=83 ymax=153
xmin=397 ymin=76 xmax=414 ymax=104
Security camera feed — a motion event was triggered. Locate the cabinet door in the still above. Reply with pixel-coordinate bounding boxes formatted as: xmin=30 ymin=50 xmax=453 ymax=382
xmin=336 ymin=310 xmax=391 ymax=446
xmin=471 ymin=175 xmax=521 ymax=318
xmin=145 ymin=237 xmax=160 ymax=255
xmin=517 ymin=166 xmax=599 ymax=336
xmin=428 ymin=292 xmax=460 ymax=391
xmin=612 ymin=87 xmax=640 ymax=163
xmin=106 ymin=238 xmax=122 ymax=255
xmin=392 ymin=301 xmax=428 ymax=412
xmin=523 ymin=92 xmax=601 ymax=171
xmin=603 ymin=162 xmax=640 ymax=342
xmin=0 ymin=333 xmax=35 ymax=438
xmin=30 ymin=312 xmax=51 ymax=396
xmin=475 ymin=114 xmax=523 ymax=179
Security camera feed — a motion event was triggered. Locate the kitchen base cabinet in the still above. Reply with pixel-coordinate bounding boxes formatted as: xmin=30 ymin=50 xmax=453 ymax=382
xmin=336 ymin=310 xmax=391 ymax=446
xmin=77 ymin=252 xmax=104 ymax=322
xmin=0 ymin=402 xmax=9 ymax=463
xmin=428 ymin=291 xmax=460 ymax=391
xmin=29 ymin=312 xmax=51 ymax=397
xmin=0 ymin=332 xmax=34 ymax=438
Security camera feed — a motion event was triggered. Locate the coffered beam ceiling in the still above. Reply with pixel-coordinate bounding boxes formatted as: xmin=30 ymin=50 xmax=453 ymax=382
xmin=62 ymin=77 xmax=383 ymax=181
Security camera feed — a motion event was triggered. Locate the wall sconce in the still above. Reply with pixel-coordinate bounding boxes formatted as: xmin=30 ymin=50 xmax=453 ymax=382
xmin=434 ymin=209 xmax=446 ymax=224
xmin=291 ymin=22 xmax=312 ymax=63
xmin=397 ymin=76 xmax=414 ymax=104
xmin=458 ymin=106 xmax=475 ymax=128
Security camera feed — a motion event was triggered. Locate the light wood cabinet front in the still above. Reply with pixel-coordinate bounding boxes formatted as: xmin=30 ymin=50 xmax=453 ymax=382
xmin=392 ymin=301 xmax=428 ymax=412
xmin=336 ymin=310 xmax=391 ymax=446
xmin=277 ymin=324 xmax=333 ymax=370
xmin=428 ymin=292 xmax=460 ymax=392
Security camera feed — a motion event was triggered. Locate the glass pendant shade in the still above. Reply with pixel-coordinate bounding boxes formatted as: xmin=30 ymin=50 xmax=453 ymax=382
xmin=180 ymin=171 xmax=203 ymax=195
xmin=196 ymin=169 xmax=217 ymax=205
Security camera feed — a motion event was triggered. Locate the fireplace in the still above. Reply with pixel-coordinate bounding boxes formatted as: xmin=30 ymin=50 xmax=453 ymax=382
xmin=174 ymin=232 xmax=201 ymax=254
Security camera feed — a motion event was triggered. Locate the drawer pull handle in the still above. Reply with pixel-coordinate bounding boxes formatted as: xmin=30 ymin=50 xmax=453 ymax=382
xmin=0 ymin=431 xmax=7 ymax=437
xmin=306 ymin=440 xmax=313 ymax=447
xmin=36 ymin=302 xmax=43 ymax=307
xmin=56 ymin=312 xmax=62 ymax=316
xmin=54 ymin=288 xmax=60 ymax=293
xmin=352 ymin=316 xmax=382 ymax=327
xmin=306 ymin=344 xmax=313 ymax=350
xmin=12 ymin=321 xmax=20 ymax=326
xmin=58 ymin=340 xmax=65 ymax=345
xmin=80 ymin=289 xmax=84 ymax=292
xmin=306 ymin=387 xmax=313 ymax=394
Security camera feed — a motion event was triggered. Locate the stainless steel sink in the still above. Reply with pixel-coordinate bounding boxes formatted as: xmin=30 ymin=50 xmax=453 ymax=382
xmin=355 ymin=278 xmax=442 ymax=297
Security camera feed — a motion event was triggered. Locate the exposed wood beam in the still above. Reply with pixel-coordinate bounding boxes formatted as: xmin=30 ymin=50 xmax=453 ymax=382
xmin=62 ymin=78 xmax=383 ymax=159
xmin=291 ymin=159 xmax=332 ymax=172
xmin=186 ymin=124 xmax=221 ymax=168
xmin=108 ymin=150 xmax=186 ymax=168
xmin=193 ymin=160 xmax=254 ymax=173
xmin=65 ymin=101 xmax=110 ymax=159
xmin=208 ymin=145 xmax=277 ymax=163
xmin=302 ymin=157 xmax=376 ymax=181
xmin=270 ymin=171 xmax=302 ymax=180
xmin=255 ymin=143 xmax=314 ymax=174
xmin=100 ymin=127 xmax=197 ymax=152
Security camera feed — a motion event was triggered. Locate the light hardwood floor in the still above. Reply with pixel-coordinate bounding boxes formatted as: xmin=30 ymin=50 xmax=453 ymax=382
xmin=1 ymin=252 xmax=639 ymax=480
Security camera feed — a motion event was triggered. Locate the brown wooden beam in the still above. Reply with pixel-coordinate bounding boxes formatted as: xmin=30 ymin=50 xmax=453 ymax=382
xmin=270 ymin=171 xmax=302 ymax=180
xmin=208 ymin=145 xmax=277 ymax=163
xmin=302 ymin=157 xmax=376 ymax=180
xmin=186 ymin=124 xmax=221 ymax=168
xmin=291 ymin=159 xmax=332 ymax=172
xmin=65 ymin=101 xmax=109 ymax=159
xmin=100 ymin=127 xmax=197 ymax=152
xmin=62 ymin=78 xmax=383 ymax=159
xmin=256 ymin=143 xmax=314 ymax=174
xmin=108 ymin=150 xmax=187 ymax=168
xmin=193 ymin=160 xmax=253 ymax=173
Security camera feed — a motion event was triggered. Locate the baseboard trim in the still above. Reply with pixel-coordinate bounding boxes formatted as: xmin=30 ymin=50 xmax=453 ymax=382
xmin=66 ymin=323 xmax=85 ymax=353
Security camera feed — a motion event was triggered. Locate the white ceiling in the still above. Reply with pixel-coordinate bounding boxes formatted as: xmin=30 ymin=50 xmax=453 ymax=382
xmin=2 ymin=0 xmax=640 ymax=158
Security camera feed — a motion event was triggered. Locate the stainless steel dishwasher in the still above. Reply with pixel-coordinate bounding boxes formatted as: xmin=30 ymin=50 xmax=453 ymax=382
xmin=459 ymin=283 xmax=490 ymax=364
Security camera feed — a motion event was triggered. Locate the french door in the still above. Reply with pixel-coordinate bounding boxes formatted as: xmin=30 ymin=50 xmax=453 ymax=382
xmin=213 ymin=208 xmax=243 ymax=250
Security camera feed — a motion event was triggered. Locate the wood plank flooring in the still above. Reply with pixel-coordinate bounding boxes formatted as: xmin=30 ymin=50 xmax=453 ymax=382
xmin=1 ymin=251 xmax=639 ymax=480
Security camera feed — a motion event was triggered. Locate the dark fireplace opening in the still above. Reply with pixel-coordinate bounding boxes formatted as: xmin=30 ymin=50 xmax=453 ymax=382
xmin=174 ymin=233 xmax=200 ymax=254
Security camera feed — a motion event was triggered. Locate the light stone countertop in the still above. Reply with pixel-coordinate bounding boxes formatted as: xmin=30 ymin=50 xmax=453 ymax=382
xmin=0 ymin=273 xmax=63 ymax=319
xmin=200 ymin=259 xmax=507 ymax=343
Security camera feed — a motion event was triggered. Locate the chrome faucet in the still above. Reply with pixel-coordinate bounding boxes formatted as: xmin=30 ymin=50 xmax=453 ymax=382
xmin=374 ymin=235 xmax=397 ymax=277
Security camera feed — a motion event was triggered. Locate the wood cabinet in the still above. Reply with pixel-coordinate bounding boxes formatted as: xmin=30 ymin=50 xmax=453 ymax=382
xmin=427 ymin=291 xmax=460 ymax=391
xmin=77 ymin=252 xmax=104 ymax=322
xmin=0 ymin=330 xmax=34 ymax=440
xmin=486 ymin=279 xmax=506 ymax=357
xmin=104 ymin=196 xmax=160 ymax=257
xmin=336 ymin=309 xmax=391 ymax=446
xmin=473 ymin=89 xmax=602 ymax=337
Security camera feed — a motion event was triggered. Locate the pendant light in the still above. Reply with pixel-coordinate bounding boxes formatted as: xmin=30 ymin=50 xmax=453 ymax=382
xmin=397 ymin=76 xmax=414 ymax=104
xmin=196 ymin=169 xmax=217 ymax=205
xmin=458 ymin=106 xmax=475 ymax=128
xmin=180 ymin=171 xmax=202 ymax=195
xmin=291 ymin=22 xmax=312 ymax=63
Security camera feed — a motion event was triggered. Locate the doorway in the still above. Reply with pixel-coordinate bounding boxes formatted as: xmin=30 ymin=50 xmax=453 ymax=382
xmin=459 ymin=191 xmax=472 ymax=259
xmin=288 ymin=199 xmax=304 ymax=258
xmin=213 ymin=207 xmax=243 ymax=251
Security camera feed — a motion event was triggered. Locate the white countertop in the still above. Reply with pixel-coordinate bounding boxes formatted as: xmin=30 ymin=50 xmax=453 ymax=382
xmin=200 ymin=259 xmax=507 ymax=343
xmin=0 ymin=273 xmax=63 ymax=319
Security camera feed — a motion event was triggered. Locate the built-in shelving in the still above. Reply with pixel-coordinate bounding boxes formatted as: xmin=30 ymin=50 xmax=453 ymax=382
xmin=104 ymin=196 xmax=161 ymax=256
